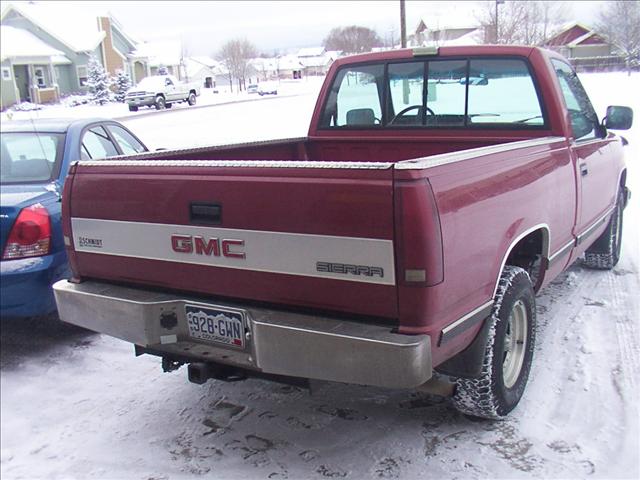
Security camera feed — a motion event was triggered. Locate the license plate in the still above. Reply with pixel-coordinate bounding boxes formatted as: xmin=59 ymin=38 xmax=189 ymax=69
xmin=185 ymin=305 xmax=245 ymax=348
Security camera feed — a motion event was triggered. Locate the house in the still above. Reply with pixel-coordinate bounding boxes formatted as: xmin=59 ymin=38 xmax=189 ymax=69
xmin=1 ymin=25 xmax=69 ymax=108
xmin=276 ymin=55 xmax=304 ymax=80
xmin=1 ymin=2 xmax=183 ymax=108
xmin=184 ymin=56 xmax=221 ymax=88
xmin=412 ymin=13 xmax=483 ymax=47
xmin=542 ymin=22 xmax=625 ymax=71
xmin=130 ymin=41 xmax=183 ymax=80
xmin=297 ymin=47 xmax=333 ymax=76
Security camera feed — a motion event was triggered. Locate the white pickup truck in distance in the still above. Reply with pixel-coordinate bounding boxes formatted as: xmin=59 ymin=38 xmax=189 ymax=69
xmin=125 ymin=75 xmax=200 ymax=111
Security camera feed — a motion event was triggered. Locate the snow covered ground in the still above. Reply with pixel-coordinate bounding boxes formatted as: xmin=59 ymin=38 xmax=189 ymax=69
xmin=1 ymin=72 xmax=639 ymax=480
xmin=0 ymin=77 xmax=326 ymax=126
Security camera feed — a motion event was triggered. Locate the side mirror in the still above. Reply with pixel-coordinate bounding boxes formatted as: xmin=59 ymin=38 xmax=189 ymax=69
xmin=604 ymin=105 xmax=633 ymax=130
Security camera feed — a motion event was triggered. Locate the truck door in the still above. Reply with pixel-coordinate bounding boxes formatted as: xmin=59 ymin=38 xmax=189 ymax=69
xmin=551 ymin=60 xmax=618 ymax=239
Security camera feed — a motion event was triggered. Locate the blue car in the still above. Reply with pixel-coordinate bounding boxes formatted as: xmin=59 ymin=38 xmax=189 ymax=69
xmin=1 ymin=118 xmax=147 ymax=318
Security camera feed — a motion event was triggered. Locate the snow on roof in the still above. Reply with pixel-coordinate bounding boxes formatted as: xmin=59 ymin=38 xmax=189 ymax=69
xmin=277 ymin=55 xmax=304 ymax=70
xmin=416 ymin=8 xmax=480 ymax=33
xmin=0 ymin=25 xmax=68 ymax=60
xmin=184 ymin=56 xmax=220 ymax=78
xmin=297 ymin=46 xmax=325 ymax=57
xmin=131 ymin=41 xmax=182 ymax=67
xmin=299 ymin=55 xmax=331 ymax=68
xmin=418 ymin=28 xmax=484 ymax=47
xmin=187 ymin=56 xmax=218 ymax=68
xmin=2 ymin=1 xmax=106 ymax=52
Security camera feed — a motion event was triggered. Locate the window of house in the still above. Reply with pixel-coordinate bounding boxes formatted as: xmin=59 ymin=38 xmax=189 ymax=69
xmin=34 ymin=66 xmax=48 ymax=88
xmin=1 ymin=67 xmax=11 ymax=81
xmin=77 ymin=66 xmax=88 ymax=87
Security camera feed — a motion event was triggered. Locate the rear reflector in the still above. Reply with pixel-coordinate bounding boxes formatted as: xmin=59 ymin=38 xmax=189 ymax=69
xmin=2 ymin=203 xmax=52 ymax=260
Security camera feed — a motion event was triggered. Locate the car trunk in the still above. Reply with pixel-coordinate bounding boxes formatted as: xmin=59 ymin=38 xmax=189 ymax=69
xmin=65 ymin=159 xmax=398 ymax=319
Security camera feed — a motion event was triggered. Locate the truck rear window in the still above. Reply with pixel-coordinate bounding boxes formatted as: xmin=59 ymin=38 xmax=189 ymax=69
xmin=320 ymin=57 xmax=545 ymax=129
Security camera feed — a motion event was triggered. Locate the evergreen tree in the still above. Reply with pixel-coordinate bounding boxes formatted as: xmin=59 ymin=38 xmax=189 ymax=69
xmin=86 ymin=55 xmax=112 ymax=105
xmin=112 ymin=70 xmax=131 ymax=102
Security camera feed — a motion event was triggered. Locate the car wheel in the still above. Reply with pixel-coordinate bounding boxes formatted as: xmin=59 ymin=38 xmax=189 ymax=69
xmin=583 ymin=188 xmax=624 ymax=270
xmin=155 ymin=96 xmax=166 ymax=110
xmin=452 ymin=265 xmax=536 ymax=419
xmin=128 ymin=105 xmax=138 ymax=112
xmin=165 ymin=102 xmax=172 ymax=109
xmin=188 ymin=92 xmax=196 ymax=106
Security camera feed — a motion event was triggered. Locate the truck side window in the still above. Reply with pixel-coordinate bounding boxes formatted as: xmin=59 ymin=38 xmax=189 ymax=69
xmin=467 ymin=59 xmax=544 ymax=126
xmin=320 ymin=64 xmax=384 ymax=127
xmin=551 ymin=60 xmax=599 ymax=141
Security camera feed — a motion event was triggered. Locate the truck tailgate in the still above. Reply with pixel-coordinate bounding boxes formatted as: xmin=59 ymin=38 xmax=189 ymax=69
xmin=65 ymin=161 xmax=398 ymax=319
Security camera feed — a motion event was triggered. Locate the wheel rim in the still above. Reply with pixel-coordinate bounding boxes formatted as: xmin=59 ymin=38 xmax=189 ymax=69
xmin=503 ymin=299 xmax=528 ymax=389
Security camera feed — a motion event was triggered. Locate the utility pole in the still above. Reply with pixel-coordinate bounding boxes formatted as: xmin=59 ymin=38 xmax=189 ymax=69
xmin=400 ymin=0 xmax=406 ymax=48
xmin=495 ymin=0 xmax=505 ymax=44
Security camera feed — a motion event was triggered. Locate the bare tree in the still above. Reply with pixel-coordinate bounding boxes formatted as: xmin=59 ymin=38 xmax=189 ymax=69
xmin=323 ymin=26 xmax=382 ymax=54
xmin=217 ymin=38 xmax=258 ymax=92
xmin=477 ymin=1 xmax=567 ymax=45
xmin=596 ymin=0 xmax=640 ymax=75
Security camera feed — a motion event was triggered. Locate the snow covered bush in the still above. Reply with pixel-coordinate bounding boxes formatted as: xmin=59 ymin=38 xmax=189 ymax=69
xmin=60 ymin=94 xmax=91 ymax=107
xmin=157 ymin=65 xmax=169 ymax=75
xmin=86 ymin=55 xmax=113 ymax=105
xmin=112 ymin=70 xmax=131 ymax=103
xmin=11 ymin=102 xmax=43 ymax=112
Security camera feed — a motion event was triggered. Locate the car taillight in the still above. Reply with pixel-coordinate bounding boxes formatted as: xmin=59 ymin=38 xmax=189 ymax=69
xmin=2 ymin=203 xmax=51 ymax=260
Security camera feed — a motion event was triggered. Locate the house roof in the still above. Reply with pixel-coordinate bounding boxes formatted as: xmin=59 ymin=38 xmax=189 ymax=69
xmin=277 ymin=55 xmax=304 ymax=70
xmin=297 ymin=46 xmax=325 ymax=57
xmin=1 ymin=1 xmax=107 ymax=52
xmin=0 ymin=25 xmax=68 ymax=61
xmin=131 ymin=41 xmax=182 ymax=66
xmin=184 ymin=56 xmax=220 ymax=78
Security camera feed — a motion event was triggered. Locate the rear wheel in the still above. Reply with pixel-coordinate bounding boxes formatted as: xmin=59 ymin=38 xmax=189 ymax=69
xmin=155 ymin=95 xmax=166 ymax=110
xmin=583 ymin=189 xmax=624 ymax=270
xmin=452 ymin=266 xmax=536 ymax=419
xmin=187 ymin=92 xmax=196 ymax=105
xmin=128 ymin=105 xmax=138 ymax=112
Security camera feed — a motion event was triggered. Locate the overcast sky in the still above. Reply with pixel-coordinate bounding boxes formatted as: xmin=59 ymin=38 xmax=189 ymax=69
xmin=19 ymin=1 xmax=610 ymax=56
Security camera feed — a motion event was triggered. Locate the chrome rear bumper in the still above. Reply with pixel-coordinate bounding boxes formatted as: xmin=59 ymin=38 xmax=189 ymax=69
xmin=53 ymin=280 xmax=432 ymax=388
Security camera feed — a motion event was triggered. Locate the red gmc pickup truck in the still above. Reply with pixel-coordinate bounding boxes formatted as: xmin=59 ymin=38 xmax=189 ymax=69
xmin=53 ymin=46 xmax=633 ymax=419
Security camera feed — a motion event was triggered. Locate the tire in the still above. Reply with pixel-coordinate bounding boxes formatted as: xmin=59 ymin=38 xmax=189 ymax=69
xmin=165 ymin=102 xmax=172 ymax=109
xmin=452 ymin=266 xmax=536 ymax=419
xmin=187 ymin=92 xmax=196 ymax=106
xmin=583 ymin=189 xmax=624 ymax=270
xmin=154 ymin=95 xmax=166 ymax=110
xmin=128 ymin=105 xmax=138 ymax=112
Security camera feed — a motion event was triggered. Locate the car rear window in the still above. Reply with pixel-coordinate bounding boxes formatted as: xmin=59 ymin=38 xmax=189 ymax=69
xmin=0 ymin=132 xmax=64 ymax=184
xmin=320 ymin=57 xmax=546 ymax=129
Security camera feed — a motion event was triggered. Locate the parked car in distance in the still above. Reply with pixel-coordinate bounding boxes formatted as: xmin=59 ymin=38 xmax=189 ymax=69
xmin=0 ymin=118 xmax=148 ymax=318
xmin=247 ymin=84 xmax=259 ymax=94
xmin=258 ymin=81 xmax=278 ymax=96
xmin=125 ymin=75 xmax=200 ymax=111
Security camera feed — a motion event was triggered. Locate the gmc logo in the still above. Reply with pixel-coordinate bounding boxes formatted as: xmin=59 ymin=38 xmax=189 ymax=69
xmin=171 ymin=235 xmax=246 ymax=259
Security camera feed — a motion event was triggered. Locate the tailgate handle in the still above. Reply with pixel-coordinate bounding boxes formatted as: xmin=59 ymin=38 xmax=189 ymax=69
xmin=190 ymin=203 xmax=221 ymax=224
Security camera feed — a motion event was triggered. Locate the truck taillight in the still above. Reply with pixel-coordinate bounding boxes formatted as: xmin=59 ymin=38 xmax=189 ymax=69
xmin=394 ymin=178 xmax=444 ymax=287
xmin=2 ymin=203 xmax=51 ymax=260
